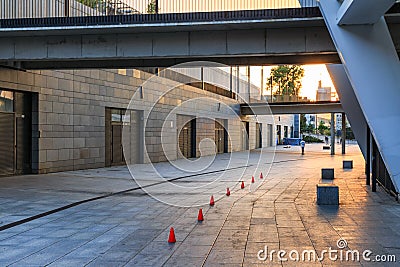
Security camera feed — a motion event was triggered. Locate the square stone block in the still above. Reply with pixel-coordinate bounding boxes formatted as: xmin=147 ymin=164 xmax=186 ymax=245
xmin=321 ymin=168 xmax=334 ymax=179
xmin=343 ymin=160 xmax=353 ymax=169
xmin=317 ymin=184 xmax=339 ymax=205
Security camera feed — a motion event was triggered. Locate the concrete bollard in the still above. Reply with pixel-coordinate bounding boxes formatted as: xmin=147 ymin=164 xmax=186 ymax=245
xmin=343 ymin=160 xmax=353 ymax=169
xmin=321 ymin=168 xmax=334 ymax=179
xmin=317 ymin=184 xmax=339 ymax=205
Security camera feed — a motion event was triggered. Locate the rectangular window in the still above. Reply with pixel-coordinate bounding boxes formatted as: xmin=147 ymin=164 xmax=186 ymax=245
xmin=111 ymin=109 xmax=122 ymax=123
xmin=0 ymin=90 xmax=14 ymax=112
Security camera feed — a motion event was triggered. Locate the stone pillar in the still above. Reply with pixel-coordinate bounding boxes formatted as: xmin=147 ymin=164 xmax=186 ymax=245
xmin=366 ymin=126 xmax=371 ymax=185
xmin=372 ymin=137 xmax=377 ymax=192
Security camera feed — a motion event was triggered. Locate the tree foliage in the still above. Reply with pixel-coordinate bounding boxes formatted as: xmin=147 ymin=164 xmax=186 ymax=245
xmin=76 ymin=0 xmax=98 ymax=8
xmin=267 ymin=65 xmax=305 ymax=96
xmin=147 ymin=0 xmax=157 ymax=13
xmin=318 ymin=121 xmax=330 ymax=135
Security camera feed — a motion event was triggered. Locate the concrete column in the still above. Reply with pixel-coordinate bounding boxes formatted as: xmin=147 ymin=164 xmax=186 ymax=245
xmin=230 ymin=66 xmax=233 ymax=98
xmin=341 ymin=113 xmax=346 ymax=154
xmin=200 ymin=67 xmax=204 ymax=90
xmin=260 ymin=66 xmax=264 ymax=101
xmin=372 ymin=138 xmax=377 ymax=192
xmin=247 ymin=66 xmax=251 ymax=102
xmin=236 ymin=66 xmax=240 ymax=96
xmin=366 ymin=126 xmax=371 ymax=185
xmin=330 ymin=113 xmax=335 ymax=155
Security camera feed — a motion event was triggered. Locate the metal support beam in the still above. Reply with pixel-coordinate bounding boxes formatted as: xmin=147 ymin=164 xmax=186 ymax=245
xmin=341 ymin=112 xmax=346 ymax=154
xmin=320 ymin=0 xmax=400 ymax=192
xmin=337 ymin=0 xmax=395 ymax=25
xmin=366 ymin=126 xmax=371 ymax=186
xmin=330 ymin=113 xmax=335 ymax=155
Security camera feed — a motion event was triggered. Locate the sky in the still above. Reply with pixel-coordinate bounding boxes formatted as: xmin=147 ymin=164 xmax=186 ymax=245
xmin=245 ymin=64 xmax=337 ymax=101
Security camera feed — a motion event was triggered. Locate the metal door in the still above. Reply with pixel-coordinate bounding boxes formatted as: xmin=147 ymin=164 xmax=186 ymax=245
xmin=112 ymin=124 xmax=123 ymax=164
xmin=123 ymin=110 xmax=142 ymax=165
xmin=179 ymin=122 xmax=192 ymax=158
xmin=268 ymin=124 xmax=273 ymax=147
xmin=0 ymin=112 xmax=15 ymax=176
xmin=215 ymin=120 xmax=226 ymax=154
xmin=177 ymin=115 xmax=195 ymax=159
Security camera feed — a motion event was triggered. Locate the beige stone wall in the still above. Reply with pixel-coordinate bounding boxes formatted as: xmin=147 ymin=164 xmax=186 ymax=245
xmin=0 ymin=67 xmax=275 ymax=173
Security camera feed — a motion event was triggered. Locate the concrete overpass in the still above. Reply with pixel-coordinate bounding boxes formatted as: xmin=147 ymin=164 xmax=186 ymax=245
xmin=0 ymin=6 xmax=400 ymax=69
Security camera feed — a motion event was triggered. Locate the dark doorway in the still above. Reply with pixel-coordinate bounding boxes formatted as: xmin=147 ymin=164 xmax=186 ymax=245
xmin=277 ymin=125 xmax=282 ymax=145
xmin=256 ymin=123 xmax=262 ymax=149
xmin=242 ymin=121 xmax=249 ymax=150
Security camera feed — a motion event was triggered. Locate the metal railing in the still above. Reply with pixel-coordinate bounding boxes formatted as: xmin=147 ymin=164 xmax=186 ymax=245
xmin=1 ymin=0 xmax=318 ymax=19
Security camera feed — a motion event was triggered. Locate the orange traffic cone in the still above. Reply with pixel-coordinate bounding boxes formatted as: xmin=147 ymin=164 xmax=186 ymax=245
xmin=260 ymin=172 xmax=263 ymax=179
xmin=226 ymin=187 xmax=230 ymax=196
xmin=241 ymin=181 xmax=245 ymax=189
xmin=198 ymin=209 xmax=204 ymax=222
xmin=168 ymin=227 xmax=176 ymax=243
xmin=251 ymin=176 xmax=255 ymax=183
xmin=210 ymin=195 xmax=215 ymax=206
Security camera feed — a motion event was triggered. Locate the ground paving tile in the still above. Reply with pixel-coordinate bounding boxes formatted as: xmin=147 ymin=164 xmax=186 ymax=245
xmin=0 ymin=144 xmax=399 ymax=266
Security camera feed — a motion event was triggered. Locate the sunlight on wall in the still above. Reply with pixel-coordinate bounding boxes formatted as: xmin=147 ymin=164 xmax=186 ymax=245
xmin=124 ymin=0 xmax=302 ymax=13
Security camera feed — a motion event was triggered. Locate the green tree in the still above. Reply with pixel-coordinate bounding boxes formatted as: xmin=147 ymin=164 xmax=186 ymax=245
xmin=76 ymin=0 xmax=98 ymax=8
xmin=147 ymin=0 xmax=157 ymax=13
xmin=266 ymin=65 xmax=305 ymax=96
xmin=318 ymin=121 xmax=329 ymax=135
xmin=305 ymin=123 xmax=315 ymax=133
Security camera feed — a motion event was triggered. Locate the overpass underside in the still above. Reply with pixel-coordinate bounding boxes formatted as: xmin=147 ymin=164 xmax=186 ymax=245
xmin=241 ymin=102 xmax=343 ymax=115
xmin=0 ymin=5 xmax=399 ymax=69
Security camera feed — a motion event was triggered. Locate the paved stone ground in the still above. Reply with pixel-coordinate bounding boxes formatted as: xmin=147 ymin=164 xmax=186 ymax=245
xmin=0 ymin=144 xmax=399 ymax=266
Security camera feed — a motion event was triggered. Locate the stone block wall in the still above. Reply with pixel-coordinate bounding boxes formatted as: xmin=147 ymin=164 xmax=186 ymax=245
xmin=0 ymin=67 xmax=278 ymax=173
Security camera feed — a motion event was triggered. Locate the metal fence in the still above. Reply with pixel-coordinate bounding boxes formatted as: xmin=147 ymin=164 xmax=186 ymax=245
xmin=1 ymin=0 xmax=318 ymax=19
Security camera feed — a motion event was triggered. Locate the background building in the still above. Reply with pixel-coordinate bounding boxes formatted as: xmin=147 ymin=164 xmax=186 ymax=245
xmin=316 ymin=80 xmax=332 ymax=102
